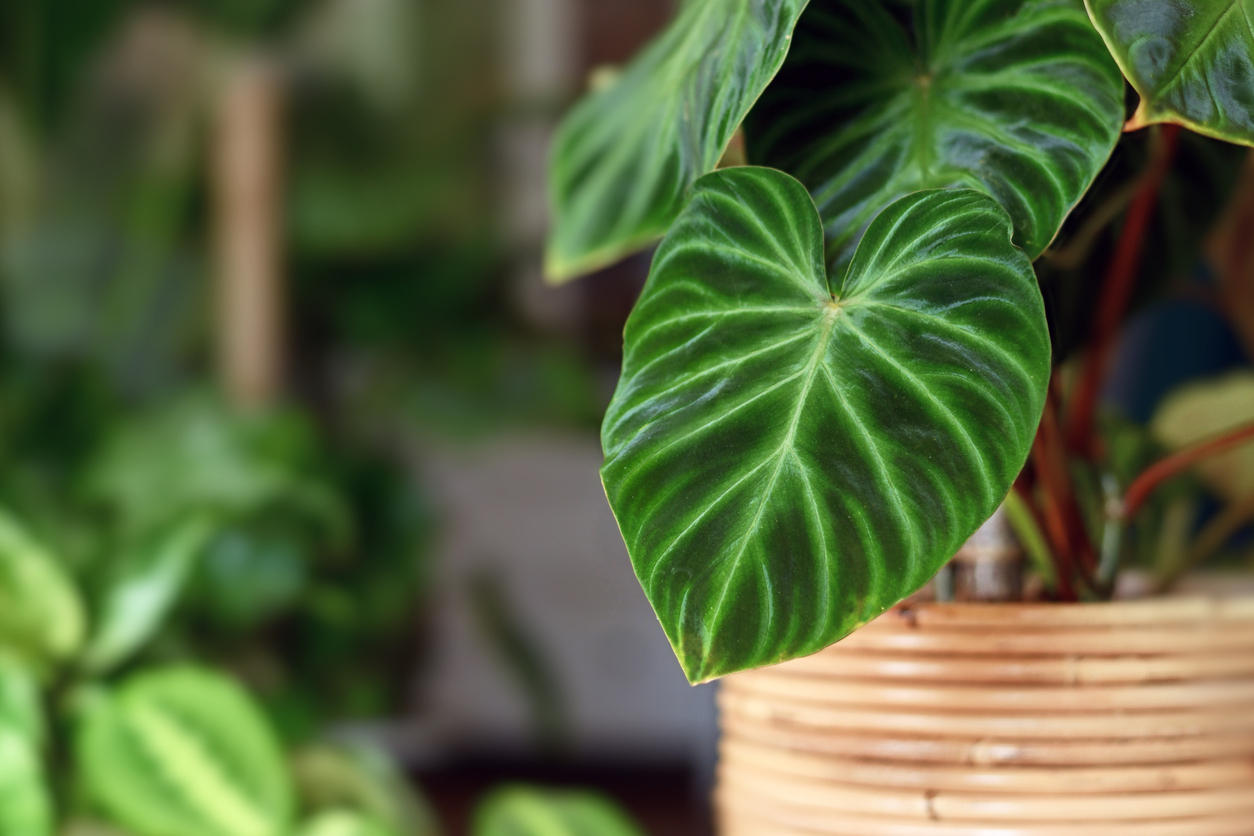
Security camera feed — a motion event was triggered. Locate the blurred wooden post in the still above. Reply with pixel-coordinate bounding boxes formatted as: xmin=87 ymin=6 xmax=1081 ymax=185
xmin=952 ymin=502 xmax=1024 ymax=602
xmin=213 ymin=57 xmax=284 ymax=408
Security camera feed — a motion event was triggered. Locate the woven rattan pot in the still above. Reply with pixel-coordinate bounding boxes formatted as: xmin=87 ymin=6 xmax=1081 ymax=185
xmin=716 ymin=595 xmax=1254 ymax=835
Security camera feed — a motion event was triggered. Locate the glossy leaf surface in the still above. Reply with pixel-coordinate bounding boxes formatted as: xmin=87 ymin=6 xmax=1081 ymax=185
xmin=0 ymin=507 xmax=85 ymax=665
xmin=747 ymin=0 xmax=1124 ymax=276
xmin=473 ymin=785 xmax=644 ymax=836
xmin=78 ymin=666 xmax=292 ymax=836
xmin=545 ymin=0 xmax=808 ymax=282
xmin=82 ymin=515 xmax=215 ymax=674
xmin=1087 ymin=0 xmax=1254 ymax=144
xmin=602 ymin=168 xmax=1049 ymax=682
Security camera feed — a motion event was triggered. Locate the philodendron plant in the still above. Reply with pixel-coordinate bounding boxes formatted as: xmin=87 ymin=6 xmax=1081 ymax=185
xmin=547 ymin=0 xmax=1254 ymax=683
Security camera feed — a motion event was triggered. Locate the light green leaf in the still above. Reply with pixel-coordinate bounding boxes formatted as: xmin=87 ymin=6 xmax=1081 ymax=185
xmin=1087 ymin=0 xmax=1254 ymax=144
xmin=545 ymin=0 xmax=809 ymax=282
xmin=81 ymin=515 xmax=216 ymax=674
xmin=296 ymin=810 xmax=394 ymax=836
xmin=473 ymin=786 xmax=643 ymax=836
xmin=59 ymin=819 xmax=138 ymax=836
xmin=0 ymin=506 xmax=85 ymax=665
xmin=746 ymin=0 xmax=1124 ymax=277
xmin=290 ymin=742 xmax=439 ymax=836
xmin=83 ymin=394 xmax=351 ymax=547
xmin=0 ymin=657 xmax=42 ymax=750
xmin=77 ymin=666 xmax=293 ymax=836
xmin=1151 ymin=370 xmax=1254 ymax=502
xmin=0 ymin=725 xmax=52 ymax=836
xmin=602 ymin=168 xmax=1050 ymax=682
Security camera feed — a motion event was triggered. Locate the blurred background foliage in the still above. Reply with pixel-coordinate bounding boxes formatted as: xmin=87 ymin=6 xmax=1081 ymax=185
xmin=0 ymin=0 xmax=618 ymax=832
xmin=5 ymin=0 xmax=1254 ymax=833
xmin=0 ymin=0 xmax=601 ymax=752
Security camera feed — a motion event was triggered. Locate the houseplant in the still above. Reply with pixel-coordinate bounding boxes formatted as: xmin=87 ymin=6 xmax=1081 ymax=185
xmin=547 ymin=0 xmax=1254 ymax=830
xmin=0 ymin=502 xmax=442 ymax=836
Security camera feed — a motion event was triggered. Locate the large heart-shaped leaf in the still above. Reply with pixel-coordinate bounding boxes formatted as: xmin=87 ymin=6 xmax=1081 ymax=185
xmin=78 ymin=666 xmax=293 ymax=836
xmin=545 ymin=0 xmax=808 ymax=282
xmin=1086 ymin=0 xmax=1254 ymax=145
xmin=745 ymin=0 xmax=1124 ymax=277
xmin=601 ymin=168 xmax=1049 ymax=682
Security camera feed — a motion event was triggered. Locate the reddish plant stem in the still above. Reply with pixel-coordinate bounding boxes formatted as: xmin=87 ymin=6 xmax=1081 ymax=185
xmin=1066 ymin=124 xmax=1182 ymax=457
xmin=1036 ymin=383 xmax=1110 ymax=595
xmin=1060 ymin=462 xmax=1100 ymax=583
xmin=1029 ymin=394 xmax=1084 ymax=599
xmin=1122 ymin=421 xmax=1254 ymax=521
xmin=1018 ymin=460 xmax=1076 ymax=601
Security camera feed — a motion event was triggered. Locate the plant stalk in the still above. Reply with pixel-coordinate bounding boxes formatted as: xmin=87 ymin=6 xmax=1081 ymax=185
xmin=1066 ymin=124 xmax=1181 ymax=457
xmin=1122 ymin=421 xmax=1254 ymax=521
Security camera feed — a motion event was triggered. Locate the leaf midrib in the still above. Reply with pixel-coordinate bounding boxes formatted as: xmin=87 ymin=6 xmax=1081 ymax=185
xmin=1150 ymin=0 xmax=1241 ymax=98
xmin=700 ymin=302 xmax=841 ymax=668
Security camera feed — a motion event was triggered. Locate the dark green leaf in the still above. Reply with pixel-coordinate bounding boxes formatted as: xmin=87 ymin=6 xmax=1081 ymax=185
xmin=1087 ymin=0 xmax=1254 ymax=145
xmin=81 ymin=515 xmax=215 ymax=674
xmin=747 ymin=0 xmax=1124 ymax=277
xmin=602 ymin=168 xmax=1049 ymax=682
xmin=1036 ymin=130 xmax=1248 ymax=360
xmin=545 ymin=0 xmax=809 ymax=282
xmin=194 ymin=525 xmax=309 ymax=631
xmin=473 ymin=786 xmax=643 ymax=836
xmin=83 ymin=394 xmax=350 ymax=545
xmin=78 ymin=666 xmax=293 ymax=836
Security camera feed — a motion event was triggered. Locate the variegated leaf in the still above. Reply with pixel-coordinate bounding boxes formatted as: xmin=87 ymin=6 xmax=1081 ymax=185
xmin=78 ymin=666 xmax=292 ymax=836
xmin=1087 ymin=0 xmax=1254 ymax=145
xmin=601 ymin=167 xmax=1049 ymax=682
xmin=546 ymin=0 xmax=809 ymax=282
xmin=747 ymin=0 xmax=1124 ymax=277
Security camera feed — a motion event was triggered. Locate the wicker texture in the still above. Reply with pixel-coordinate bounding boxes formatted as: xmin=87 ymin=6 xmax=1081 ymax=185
xmin=717 ymin=597 xmax=1254 ymax=834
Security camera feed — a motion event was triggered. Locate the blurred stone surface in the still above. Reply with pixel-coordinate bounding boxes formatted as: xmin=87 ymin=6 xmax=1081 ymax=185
xmin=413 ymin=433 xmax=718 ymax=770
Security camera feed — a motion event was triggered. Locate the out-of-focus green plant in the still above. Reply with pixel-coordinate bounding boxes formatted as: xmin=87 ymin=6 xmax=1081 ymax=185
xmin=1 ymin=0 xmax=600 ymax=447
xmin=472 ymin=786 xmax=644 ymax=836
xmin=0 ymin=382 xmax=433 ymax=737
xmin=290 ymin=742 xmax=440 ymax=836
xmin=0 ymin=507 xmax=438 ymax=836
xmin=0 ymin=0 xmax=589 ymax=753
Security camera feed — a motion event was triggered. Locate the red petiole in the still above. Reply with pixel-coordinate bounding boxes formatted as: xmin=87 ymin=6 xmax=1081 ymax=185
xmin=1122 ymin=421 xmax=1254 ymax=521
xmin=1066 ymin=124 xmax=1182 ymax=458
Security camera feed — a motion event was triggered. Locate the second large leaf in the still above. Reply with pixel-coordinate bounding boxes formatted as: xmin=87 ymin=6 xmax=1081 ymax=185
xmin=746 ymin=0 xmax=1124 ymax=277
xmin=545 ymin=0 xmax=808 ymax=282
xmin=1086 ymin=0 xmax=1254 ymax=145
xmin=601 ymin=168 xmax=1050 ymax=682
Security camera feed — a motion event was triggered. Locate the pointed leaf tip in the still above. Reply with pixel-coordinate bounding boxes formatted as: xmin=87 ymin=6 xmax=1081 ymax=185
xmin=602 ymin=167 xmax=1049 ymax=679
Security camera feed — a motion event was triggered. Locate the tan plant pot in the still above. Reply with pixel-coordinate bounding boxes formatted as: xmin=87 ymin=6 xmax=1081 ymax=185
xmin=716 ymin=595 xmax=1254 ymax=835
